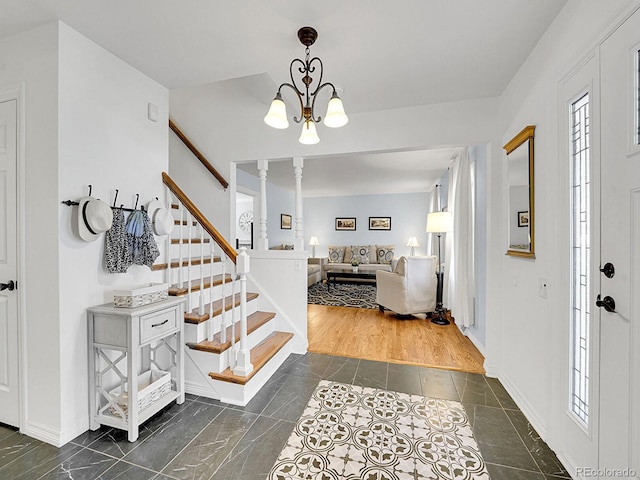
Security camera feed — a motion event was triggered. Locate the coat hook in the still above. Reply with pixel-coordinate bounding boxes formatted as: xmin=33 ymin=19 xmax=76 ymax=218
xmin=134 ymin=193 xmax=139 ymax=210
xmin=113 ymin=189 xmax=119 ymax=208
xmin=88 ymin=184 xmax=92 ymax=196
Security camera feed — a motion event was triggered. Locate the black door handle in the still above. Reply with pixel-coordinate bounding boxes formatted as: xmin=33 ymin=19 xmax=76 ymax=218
xmin=596 ymin=294 xmax=616 ymax=313
xmin=0 ymin=280 xmax=15 ymax=292
xmin=599 ymin=262 xmax=615 ymax=278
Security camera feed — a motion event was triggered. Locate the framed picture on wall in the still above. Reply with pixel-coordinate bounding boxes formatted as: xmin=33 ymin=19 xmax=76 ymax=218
xmin=517 ymin=211 xmax=529 ymax=227
xmin=281 ymin=214 xmax=292 ymax=229
xmin=369 ymin=217 xmax=391 ymax=230
xmin=335 ymin=217 xmax=356 ymax=231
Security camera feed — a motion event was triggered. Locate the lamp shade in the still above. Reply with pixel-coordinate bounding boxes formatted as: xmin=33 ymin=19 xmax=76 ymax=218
xmin=406 ymin=236 xmax=419 ymax=247
xmin=426 ymin=211 xmax=453 ymax=233
xmin=323 ymin=93 xmax=349 ymax=128
xmin=264 ymin=94 xmax=289 ymax=129
xmin=299 ymin=120 xmax=320 ymax=144
xmin=309 ymin=236 xmax=319 ymax=246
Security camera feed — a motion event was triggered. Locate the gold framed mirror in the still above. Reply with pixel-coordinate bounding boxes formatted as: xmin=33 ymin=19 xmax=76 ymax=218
xmin=504 ymin=125 xmax=535 ymax=258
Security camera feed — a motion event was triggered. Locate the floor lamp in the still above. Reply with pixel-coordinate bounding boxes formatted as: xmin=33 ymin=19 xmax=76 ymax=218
xmin=426 ymin=211 xmax=453 ymax=325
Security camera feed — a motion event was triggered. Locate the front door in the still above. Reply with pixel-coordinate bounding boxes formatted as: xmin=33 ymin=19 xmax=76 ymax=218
xmin=598 ymin=7 xmax=640 ymax=477
xmin=0 ymin=98 xmax=19 ymax=427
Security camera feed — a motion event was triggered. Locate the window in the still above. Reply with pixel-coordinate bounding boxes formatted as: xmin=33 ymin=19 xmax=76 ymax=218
xmin=570 ymin=93 xmax=591 ymax=426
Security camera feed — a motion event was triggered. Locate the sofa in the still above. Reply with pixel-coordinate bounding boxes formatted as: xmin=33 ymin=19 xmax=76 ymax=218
xmin=307 ymin=259 xmax=324 ymax=286
xmin=322 ymin=244 xmax=397 ymax=281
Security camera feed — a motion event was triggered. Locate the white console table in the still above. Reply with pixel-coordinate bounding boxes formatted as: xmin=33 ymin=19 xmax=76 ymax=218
xmin=87 ymin=297 xmax=186 ymax=441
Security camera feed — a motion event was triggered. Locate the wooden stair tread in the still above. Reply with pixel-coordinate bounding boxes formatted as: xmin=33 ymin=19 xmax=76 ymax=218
xmin=168 ymin=274 xmax=233 ymax=296
xmin=151 ymin=256 xmax=221 ymax=271
xmin=187 ymin=311 xmax=275 ymax=353
xmin=174 ymin=219 xmax=198 ymax=226
xmin=184 ymin=292 xmax=260 ymax=323
xmin=208 ymin=331 xmax=293 ymax=385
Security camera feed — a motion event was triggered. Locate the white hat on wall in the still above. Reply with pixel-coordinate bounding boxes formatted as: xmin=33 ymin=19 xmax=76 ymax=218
xmin=78 ymin=196 xmax=114 ymax=242
xmin=153 ymin=208 xmax=174 ymax=236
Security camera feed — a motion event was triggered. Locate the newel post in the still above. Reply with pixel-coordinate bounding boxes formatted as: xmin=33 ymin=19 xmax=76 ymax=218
xmin=233 ymin=248 xmax=254 ymax=376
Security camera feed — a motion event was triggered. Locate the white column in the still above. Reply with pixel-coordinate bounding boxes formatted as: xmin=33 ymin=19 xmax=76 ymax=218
xmin=233 ymin=248 xmax=254 ymax=376
xmin=257 ymin=159 xmax=269 ymax=250
xmin=293 ymin=156 xmax=304 ymax=251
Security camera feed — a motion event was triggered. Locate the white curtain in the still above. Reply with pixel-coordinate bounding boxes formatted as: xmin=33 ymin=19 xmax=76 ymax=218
xmin=445 ymin=147 xmax=476 ymax=327
xmin=425 ymin=188 xmax=437 ymax=257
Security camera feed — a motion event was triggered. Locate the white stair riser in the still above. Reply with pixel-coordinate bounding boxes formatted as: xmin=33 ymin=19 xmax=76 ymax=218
xmin=183 ymin=300 xmax=260 ymax=344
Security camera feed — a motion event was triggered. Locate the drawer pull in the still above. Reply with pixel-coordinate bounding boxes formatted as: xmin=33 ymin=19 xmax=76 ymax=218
xmin=152 ymin=319 xmax=169 ymax=328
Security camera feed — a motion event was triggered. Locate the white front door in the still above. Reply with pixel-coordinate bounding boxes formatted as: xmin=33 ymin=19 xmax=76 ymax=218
xmin=0 ymin=98 xmax=19 ymax=427
xmin=598 ymin=7 xmax=640 ymax=478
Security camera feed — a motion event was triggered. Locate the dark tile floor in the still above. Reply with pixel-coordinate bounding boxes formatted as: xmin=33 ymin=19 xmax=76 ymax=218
xmin=0 ymin=353 xmax=572 ymax=480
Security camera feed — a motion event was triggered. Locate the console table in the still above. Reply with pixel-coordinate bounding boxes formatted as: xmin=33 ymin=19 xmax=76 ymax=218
xmin=87 ymin=297 xmax=186 ymax=441
xmin=326 ymin=269 xmax=377 ymax=291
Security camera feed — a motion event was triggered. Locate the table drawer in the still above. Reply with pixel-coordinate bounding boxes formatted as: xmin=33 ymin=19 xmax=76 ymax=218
xmin=140 ymin=308 xmax=177 ymax=343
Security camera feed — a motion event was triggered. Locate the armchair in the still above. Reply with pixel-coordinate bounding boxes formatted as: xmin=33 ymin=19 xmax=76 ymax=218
xmin=376 ymin=256 xmax=438 ymax=316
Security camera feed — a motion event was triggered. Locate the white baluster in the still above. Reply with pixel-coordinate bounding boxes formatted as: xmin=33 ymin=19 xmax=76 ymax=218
xmin=178 ymin=204 xmax=184 ymax=289
xmin=229 ymin=263 xmax=237 ymax=370
xmin=208 ymin=238 xmax=215 ymax=342
xmin=198 ymin=223 xmax=205 ymax=316
xmin=220 ymin=256 xmax=227 ymax=344
xmin=187 ymin=212 xmax=192 ymax=310
xmin=233 ymin=248 xmax=253 ymax=376
xmin=165 ymin=189 xmax=172 ymax=287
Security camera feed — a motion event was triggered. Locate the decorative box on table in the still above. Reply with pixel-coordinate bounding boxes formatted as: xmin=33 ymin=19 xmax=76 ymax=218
xmin=113 ymin=283 xmax=168 ymax=308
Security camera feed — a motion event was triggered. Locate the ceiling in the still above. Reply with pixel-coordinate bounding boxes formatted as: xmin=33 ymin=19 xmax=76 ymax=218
xmin=1 ymin=0 xmax=567 ymax=196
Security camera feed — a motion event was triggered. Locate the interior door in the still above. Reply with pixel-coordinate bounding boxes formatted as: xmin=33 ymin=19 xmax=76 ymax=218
xmin=0 ymin=98 xmax=19 ymax=427
xmin=598 ymin=7 xmax=640 ymax=478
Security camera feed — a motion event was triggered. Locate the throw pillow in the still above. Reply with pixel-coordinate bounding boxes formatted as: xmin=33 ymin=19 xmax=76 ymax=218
xmin=328 ymin=246 xmax=345 ymax=263
xmin=284 ymin=244 xmax=294 ymax=250
xmin=376 ymin=245 xmax=395 ymax=265
xmin=351 ymin=245 xmax=371 ymax=264
xmin=343 ymin=245 xmax=353 ymax=263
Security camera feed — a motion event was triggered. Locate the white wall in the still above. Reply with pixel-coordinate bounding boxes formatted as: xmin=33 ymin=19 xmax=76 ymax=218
xmin=57 ymin=22 xmax=169 ymax=444
xmin=489 ymin=0 xmax=633 ymax=453
xmin=0 ymin=21 xmax=169 ymax=446
xmin=0 ymin=22 xmax=62 ymax=439
xmin=304 ymin=192 xmax=430 ymax=259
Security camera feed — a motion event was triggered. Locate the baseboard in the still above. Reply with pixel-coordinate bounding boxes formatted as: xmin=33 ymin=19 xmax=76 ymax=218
xmin=498 ymin=373 xmax=547 ymax=440
xmin=23 ymin=417 xmax=89 ymax=447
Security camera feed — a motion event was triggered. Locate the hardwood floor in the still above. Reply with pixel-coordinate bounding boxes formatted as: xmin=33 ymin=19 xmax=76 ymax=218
xmin=307 ymin=304 xmax=485 ymax=374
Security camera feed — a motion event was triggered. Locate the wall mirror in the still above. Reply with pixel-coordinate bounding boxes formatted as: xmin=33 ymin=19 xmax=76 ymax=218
xmin=504 ymin=125 xmax=535 ymax=258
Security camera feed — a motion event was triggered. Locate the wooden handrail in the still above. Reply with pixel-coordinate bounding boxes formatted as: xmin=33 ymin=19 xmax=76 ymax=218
xmin=169 ymin=118 xmax=229 ymax=190
xmin=162 ymin=172 xmax=237 ymax=263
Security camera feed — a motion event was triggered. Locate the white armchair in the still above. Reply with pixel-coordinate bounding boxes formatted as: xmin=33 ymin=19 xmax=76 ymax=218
xmin=376 ymin=256 xmax=438 ymax=315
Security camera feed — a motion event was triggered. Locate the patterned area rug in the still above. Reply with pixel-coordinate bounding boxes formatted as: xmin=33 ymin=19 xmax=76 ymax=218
xmin=308 ymin=283 xmax=378 ymax=309
xmin=268 ymin=381 xmax=489 ymax=480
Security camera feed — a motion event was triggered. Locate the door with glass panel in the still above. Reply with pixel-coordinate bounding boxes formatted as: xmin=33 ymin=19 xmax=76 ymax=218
xmin=597 ymin=7 xmax=640 ymax=478
xmin=561 ymin=8 xmax=640 ymax=479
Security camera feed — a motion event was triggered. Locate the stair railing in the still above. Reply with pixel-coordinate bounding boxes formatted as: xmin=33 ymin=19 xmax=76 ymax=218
xmin=162 ymin=172 xmax=252 ymax=376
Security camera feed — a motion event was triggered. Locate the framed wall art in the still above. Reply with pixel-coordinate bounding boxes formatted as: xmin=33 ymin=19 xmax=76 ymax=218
xmin=517 ymin=211 xmax=529 ymax=227
xmin=281 ymin=214 xmax=292 ymax=229
xmin=335 ymin=217 xmax=356 ymax=231
xmin=369 ymin=217 xmax=391 ymax=230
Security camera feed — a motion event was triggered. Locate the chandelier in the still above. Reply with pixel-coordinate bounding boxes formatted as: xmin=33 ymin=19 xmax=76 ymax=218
xmin=264 ymin=26 xmax=348 ymax=145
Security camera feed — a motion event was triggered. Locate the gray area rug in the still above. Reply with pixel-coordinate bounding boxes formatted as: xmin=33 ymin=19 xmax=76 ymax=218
xmin=307 ymin=283 xmax=378 ymax=309
xmin=268 ymin=380 xmax=489 ymax=479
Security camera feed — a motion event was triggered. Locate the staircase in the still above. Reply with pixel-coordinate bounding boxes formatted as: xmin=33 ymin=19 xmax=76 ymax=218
xmin=155 ymin=172 xmax=294 ymax=406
